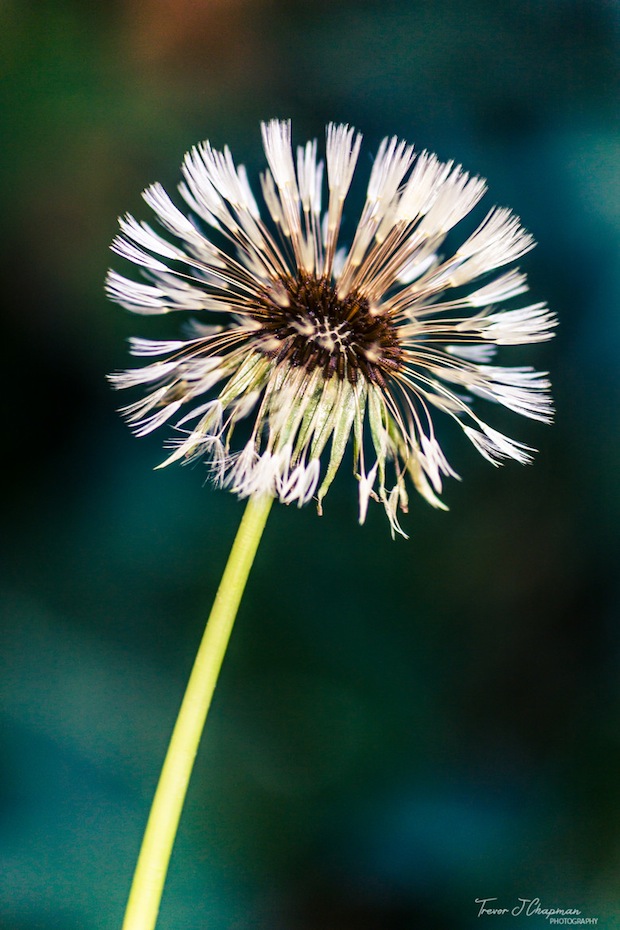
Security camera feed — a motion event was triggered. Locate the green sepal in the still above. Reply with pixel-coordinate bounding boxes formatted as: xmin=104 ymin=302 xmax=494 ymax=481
xmin=317 ymin=381 xmax=359 ymax=506
xmin=308 ymin=380 xmax=340 ymax=462
xmin=218 ymin=351 xmax=269 ymax=408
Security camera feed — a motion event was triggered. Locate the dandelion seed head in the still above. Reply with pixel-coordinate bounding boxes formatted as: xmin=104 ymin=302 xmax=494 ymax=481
xmin=107 ymin=120 xmax=556 ymax=536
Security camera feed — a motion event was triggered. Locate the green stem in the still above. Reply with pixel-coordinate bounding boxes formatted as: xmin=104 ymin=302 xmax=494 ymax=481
xmin=122 ymin=493 xmax=274 ymax=930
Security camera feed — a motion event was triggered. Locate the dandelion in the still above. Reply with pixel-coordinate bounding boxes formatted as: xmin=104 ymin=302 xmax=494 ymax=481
xmin=108 ymin=120 xmax=555 ymax=538
xmin=108 ymin=122 xmax=555 ymax=930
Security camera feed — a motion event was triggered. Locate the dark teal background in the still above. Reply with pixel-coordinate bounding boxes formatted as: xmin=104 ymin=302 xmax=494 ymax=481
xmin=1 ymin=1 xmax=619 ymax=927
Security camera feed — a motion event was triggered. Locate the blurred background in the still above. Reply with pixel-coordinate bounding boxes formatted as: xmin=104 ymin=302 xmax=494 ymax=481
xmin=1 ymin=0 xmax=619 ymax=927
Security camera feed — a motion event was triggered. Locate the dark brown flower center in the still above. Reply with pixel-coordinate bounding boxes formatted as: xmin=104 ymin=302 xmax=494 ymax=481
xmin=253 ymin=273 xmax=403 ymax=387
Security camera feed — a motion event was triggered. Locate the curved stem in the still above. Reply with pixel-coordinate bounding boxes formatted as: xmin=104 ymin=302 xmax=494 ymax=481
xmin=122 ymin=493 xmax=274 ymax=930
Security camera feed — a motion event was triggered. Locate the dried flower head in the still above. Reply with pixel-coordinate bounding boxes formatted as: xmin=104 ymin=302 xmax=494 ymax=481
xmin=107 ymin=120 xmax=555 ymax=536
